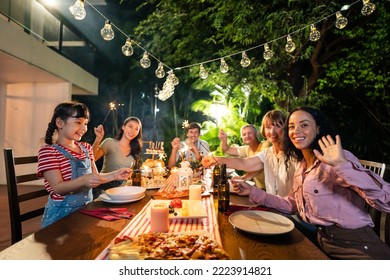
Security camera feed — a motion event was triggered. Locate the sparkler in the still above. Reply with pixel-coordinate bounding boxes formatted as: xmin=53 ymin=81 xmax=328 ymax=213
xmin=101 ymin=102 xmax=116 ymax=125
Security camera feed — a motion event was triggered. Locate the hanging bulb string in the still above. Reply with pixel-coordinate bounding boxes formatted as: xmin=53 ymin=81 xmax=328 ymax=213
xmin=85 ymin=0 xmax=173 ymax=71
xmin=173 ymin=0 xmax=361 ymax=71
xmin=79 ymin=0 xmax=362 ymax=73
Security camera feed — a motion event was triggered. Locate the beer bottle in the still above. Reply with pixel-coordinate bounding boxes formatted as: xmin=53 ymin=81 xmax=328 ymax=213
xmin=132 ymin=159 xmax=142 ymax=186
xmin=212 ymin=164 xmax=221 ymax=193
xmin=218 ymin=163 xmax=230 ymax=212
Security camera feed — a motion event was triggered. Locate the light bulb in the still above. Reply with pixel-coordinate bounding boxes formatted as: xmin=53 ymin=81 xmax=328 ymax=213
xmin=199 ymin=64 xmax=208 ymax=79
xmin=309 ymin=24 xmax=321 ymax=42
xmin=168 ymin=72 xmax=179 ymax=86
xmin=69 ymin=0 xmax=86 ymax=20
xmin=361 ymin=0 xmax=375 ymax=16
xmin=335 ymin=12 xmax=348 ymax=29
xmin=121 ymin=38 xmax=133 ymax=56
xmin=263 ymin=43 xmax=274 ymax=60
xmin=285 ymin=35 xmax=296 ymax=53
xmin=155 ymin=63 xmax=165 ymax=78
xmin=101 ymin=20 xmax=114 ymax=41
xmin=140 ymin=52 xmax=151 ymax=68
xmin=220 ymin=58 xmax=229 ymax=73
xmin=240 ymin=51 xmax=251 ymax=68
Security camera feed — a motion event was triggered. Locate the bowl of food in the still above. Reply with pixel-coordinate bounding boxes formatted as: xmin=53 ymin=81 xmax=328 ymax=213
xmin=105 ymin=186 xmax=146 ymax=201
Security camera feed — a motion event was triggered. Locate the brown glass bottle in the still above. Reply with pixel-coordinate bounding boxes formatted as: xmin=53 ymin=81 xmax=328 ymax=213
xmin=132 ymin=159 xmax=142 ymax=186
xmin=212 ymin=164 xmax=221 ymax=193
xmin=218 ymin=163 xmax=230 ymax=212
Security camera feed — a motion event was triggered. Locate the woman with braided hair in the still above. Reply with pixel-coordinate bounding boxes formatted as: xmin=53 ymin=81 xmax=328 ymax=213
xmin=37 ymin=101 xmax=131 ymax=227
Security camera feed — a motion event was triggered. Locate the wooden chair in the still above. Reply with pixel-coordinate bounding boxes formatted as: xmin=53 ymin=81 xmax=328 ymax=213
xmin=358 ymin=159 xmax=389 ymax=246
xmin=3 ymin=148 xmax=47 ymax=244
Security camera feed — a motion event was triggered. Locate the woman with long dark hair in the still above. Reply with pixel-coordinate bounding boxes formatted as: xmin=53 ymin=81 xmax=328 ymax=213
xmin=234 ymin=107 xmax=390 ymax=259
xmin=92 ymin=116 xmax=143 ymax=197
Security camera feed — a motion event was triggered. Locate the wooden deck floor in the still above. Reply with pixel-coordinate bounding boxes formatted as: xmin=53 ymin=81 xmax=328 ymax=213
xmin=0 ymin=185 xmax=45 ymax=252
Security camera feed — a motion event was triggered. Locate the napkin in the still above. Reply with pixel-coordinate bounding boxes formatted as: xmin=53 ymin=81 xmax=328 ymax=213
xmin=79 ymin=208 xmax=133 ymax=221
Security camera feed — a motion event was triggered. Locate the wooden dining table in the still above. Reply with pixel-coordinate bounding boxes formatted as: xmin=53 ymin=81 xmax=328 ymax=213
xmin=0 ymin=189 xmax=328 ymax=260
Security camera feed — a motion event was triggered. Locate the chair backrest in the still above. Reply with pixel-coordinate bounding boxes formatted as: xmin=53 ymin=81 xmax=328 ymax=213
xmin=358 ymin=159 xmax=389 ymax=246
xmin=359 ymin=159 xmax=386 ymax=178
xmin=3 ymin=148 xmax=47 ymax=244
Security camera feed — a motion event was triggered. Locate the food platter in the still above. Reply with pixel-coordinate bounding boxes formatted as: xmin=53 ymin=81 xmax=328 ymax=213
xmin=229 ymin=210 xmax=294 ymax=235
xmin=108 ymin=232 xmax=230 ymax=260
xmin=99 ymin=193 xmax=145 ymax=204
xmin=150 ymin=200 xmax=207 ymax=219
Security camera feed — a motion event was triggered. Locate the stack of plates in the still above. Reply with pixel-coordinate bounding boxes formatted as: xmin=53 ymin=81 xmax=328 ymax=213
xmin=99 ymin=186 xmax=146 ymax=204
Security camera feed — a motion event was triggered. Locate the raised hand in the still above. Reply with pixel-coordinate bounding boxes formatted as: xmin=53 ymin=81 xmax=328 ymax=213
xmin=170 ymin=137 xmax=181 ymax=150
xmin=94 ymin=125 xmax=105 ymax=139
xmin=218 ymin=129 xmax=228 ymax=142
xmin=313 ymin=135 xmax=347 ymax=166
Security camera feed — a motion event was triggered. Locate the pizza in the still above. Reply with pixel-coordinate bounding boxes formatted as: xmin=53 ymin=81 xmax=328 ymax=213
xmin=109 ymin=232 xmax=230 ymax=260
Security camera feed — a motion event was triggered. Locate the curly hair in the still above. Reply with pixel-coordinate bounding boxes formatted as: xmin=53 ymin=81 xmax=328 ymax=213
xmin=185 ymin=122 xmax=201 ymax=133
xmin=283 ymin=106 xmax=336 ymax=162
xmin=115 ymin=116 xmax=143 ymax=162
xmin=44 ymin=101 xmax=90 ymax=144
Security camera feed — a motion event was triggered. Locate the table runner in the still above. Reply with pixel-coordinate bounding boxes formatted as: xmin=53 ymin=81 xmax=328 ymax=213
xmin=95 ymin=194 xmax=220 ymax=260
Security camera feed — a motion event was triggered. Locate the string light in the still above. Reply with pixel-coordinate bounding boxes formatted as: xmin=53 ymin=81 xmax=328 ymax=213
xmin=121 ymin=38 xmax=133 ymax=56
xmin=361 ymin=0 xmax=376 ymax=16
xmin=170 ymin=71 xmax=179 ymax=86
xmin=155 ymin=62 xmax=165 ymax=78
xmin=140 ymin=52 xmax=151 ymax=68
xmin=220 ymin=58 xmax=229 ymax=73
xmin=67 ymin=0 xmax=376 ymax=101
xmin=240 ymin=51 xmax=251 ymax=67
xmin=335 ymin=12 xmax=348 ymax=29
xmin=69 ymin=0 xmax=86 ymax=20
xmin=309 ymin=24 xmax=321 ymax=41
xmin=157 ymin=71 xmax=179 ymax=101
xmin=285 ymin=35 xmax=296 ymax=53
xmin=199 ymin=64 xmax=208 ymax=79
xmin=101 ymin=20 xmax=114 ymax=41
xmin=263 ymin=43 xmax=274 ymax=60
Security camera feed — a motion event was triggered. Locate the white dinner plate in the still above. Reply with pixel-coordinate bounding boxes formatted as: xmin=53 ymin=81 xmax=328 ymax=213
xmin=99 ymin=193 xmax=145 ymax=204
xmin=229 ymin=210 xmax=294 ymax=235
xmin=150 ymin=200 xmax=207 ymax=220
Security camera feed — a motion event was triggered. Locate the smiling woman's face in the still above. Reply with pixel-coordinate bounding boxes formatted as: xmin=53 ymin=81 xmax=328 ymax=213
xmin=287 ymin=110 xmax=319 ymax=150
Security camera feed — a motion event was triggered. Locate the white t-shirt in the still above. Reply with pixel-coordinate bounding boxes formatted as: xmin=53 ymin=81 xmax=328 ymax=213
xmin=235 ymin=142 xmax=269 ymax=189
xmin=255 ymin=146 xmax=299 ymax=196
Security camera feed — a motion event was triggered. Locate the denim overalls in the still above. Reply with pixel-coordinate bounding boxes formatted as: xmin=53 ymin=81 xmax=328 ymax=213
xmin=41 ymin=144 xmax=93 ymax=228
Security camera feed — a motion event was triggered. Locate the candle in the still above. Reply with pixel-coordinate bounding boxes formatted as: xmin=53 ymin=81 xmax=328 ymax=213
xmin=189 ymin=185 xmax=202 ymax=200
xmin=150 ymin=203 xmax=169 ymax=233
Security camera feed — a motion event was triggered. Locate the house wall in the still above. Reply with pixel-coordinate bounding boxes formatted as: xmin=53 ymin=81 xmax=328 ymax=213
xmin=0 ymin=13 xmax=99 ymax=184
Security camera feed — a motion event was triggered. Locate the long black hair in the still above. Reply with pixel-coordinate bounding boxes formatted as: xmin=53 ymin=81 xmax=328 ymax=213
xmin=44 ymin=101 xmax=90 ymax=145
xmin=115 ymin=116 xmax=143 ymax=162
xmin=283 ymin=106 xmax=336 ymax=162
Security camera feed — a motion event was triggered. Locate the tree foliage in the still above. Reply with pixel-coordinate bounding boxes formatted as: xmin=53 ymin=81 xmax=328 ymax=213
xmin=117 ymin=0 xmax=390 ymax=162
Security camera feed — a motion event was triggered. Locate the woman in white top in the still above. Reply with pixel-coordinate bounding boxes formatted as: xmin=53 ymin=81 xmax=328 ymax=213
xmin=202 ymin=110 xmax=298 ymax=196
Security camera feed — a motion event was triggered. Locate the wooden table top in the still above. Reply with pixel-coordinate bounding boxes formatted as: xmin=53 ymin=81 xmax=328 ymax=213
xmin=0 ymin=190 xmax=328 ymax=260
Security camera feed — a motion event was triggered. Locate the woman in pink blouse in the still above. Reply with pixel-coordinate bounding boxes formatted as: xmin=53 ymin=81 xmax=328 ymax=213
xmin=234 ymin=107 xmax=390 ymax=259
